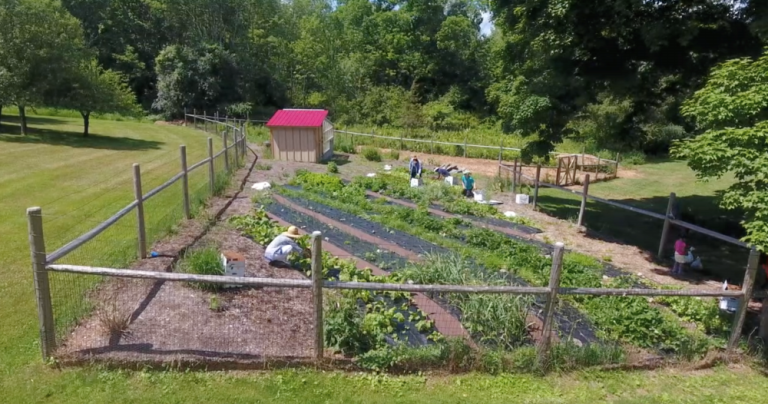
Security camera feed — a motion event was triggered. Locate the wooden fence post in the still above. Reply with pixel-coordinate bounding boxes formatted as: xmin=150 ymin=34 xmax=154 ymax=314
xmin=311 ymin=231 xmax=324 ymax=361
xmin=658 ymin=193 xmax=677 ymax=258
xmin=180 ymin=146 xmax=191 ymax=219
xmin=512 ymin=159 xmax=518 ymax=194
xmin=203 ymin=110 xmax=207 ymax=132
xmin=555 ymin=158 xmax=562 ymax=186
xmin=223 ymin=130 xmax=230 ymax=171
xmin=464 ymin=136 xmax=468 ymax=158
xmin=193 ymin=109 xmax=197 ymax=129
xmin=597 ymin=157 xmax=602 ymax=181
xmin=580 ymin=146 xmax=585 ymax=170
xmin=184 ymin=108 xmax=187 ymax=126
xmin=132 ymin=164 xmax=147 ymax=259
xmin=27 ymin=207 xmax=55 ymax=361
xmin=207 ymin=138 xmax=215 ymax=195
xmin=728 ymin=247 xmax=761 ymax=353
xmin=615 ymin=153 xmax=620 ymax=178
xmin=760 ymin=299 xmax=768 ymax=340
xmin=533 ymin=165 xmax=542 ymax=210
xmin=577 ymin=174 xmax=591 ymax=228
xmin=232 ymin=128 xmax=240 ymax=168
xmin=538 ymin=242 xmax=565 ymax=366
xmin=400 ymin=132 xmax=404 ymax=151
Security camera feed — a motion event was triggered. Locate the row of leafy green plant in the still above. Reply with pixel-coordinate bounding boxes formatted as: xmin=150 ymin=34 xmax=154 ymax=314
xmin=281 ymin=171 xmax=733 ymax=357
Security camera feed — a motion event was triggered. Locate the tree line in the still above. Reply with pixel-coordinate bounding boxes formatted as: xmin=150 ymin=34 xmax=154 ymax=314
xmin=1 ymin=0 xmax=767 ymax=154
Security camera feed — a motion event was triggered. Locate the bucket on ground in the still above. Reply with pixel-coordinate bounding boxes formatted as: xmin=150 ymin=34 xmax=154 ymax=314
xmin=410 ymin=178 xmax=422 ymax=188
xmin=515 ymin=194 xmax=530 ymax=205
xmin=444 ymin=176 xmax=454 ymax=186
xmin=473 ymin=190 xmax=485 ymax=202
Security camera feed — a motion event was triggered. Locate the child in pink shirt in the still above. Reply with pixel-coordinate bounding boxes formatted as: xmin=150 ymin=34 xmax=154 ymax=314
xmin=672 ymin=236 xmax=687 ymax=274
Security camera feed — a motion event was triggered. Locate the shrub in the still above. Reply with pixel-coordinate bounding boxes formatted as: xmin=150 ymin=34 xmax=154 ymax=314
xmin=327 ymin=161 xmax=339 ymax=173
xmin=179 ymin=247 xmax=224 ymax=291
xmin=387 ymin=149 xmax=400 ymax=160
xmin=620 ymin=151 xmax=646 ymax=166
xmin=362 ymin=147 xmax=382 ymax=162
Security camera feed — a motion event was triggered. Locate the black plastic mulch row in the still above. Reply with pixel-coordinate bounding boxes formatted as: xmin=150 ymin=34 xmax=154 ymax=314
xmin=262 ymin=202 xmax=430 ymax=347
xmin=275 ymin=192 xmax=600 ymax=345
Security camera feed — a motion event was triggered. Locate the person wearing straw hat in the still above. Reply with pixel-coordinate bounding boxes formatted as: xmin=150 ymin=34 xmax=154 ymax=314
xmin=265 ymin=226 xmax=309 ymax=267
xmin=461 ymin=170 xmax=475 ymax=198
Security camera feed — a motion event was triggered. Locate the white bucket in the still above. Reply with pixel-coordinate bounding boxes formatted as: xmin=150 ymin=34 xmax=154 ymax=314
xmin=444 ymin=176 xmax=454 ymax=186
xmin=366 ymin=173 xmax=377 ymax=177
xmin=252 ymin=182 xmax=271 ymax=191
xmin=515 ymin=194 xmax=530 ymax=205
xmin=504 ymin=211 xmax=517 ymax=218
xmin=410 ymin=178 xmax=422 ymax=188
xmin=473 ymin=191 xmax=485 ymax=202
xmin=384 ymin=164 xmax=392 ymax=171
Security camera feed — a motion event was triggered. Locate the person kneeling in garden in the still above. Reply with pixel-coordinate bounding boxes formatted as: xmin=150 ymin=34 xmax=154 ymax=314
xmin=461 ymin=170 xmax=475 ymax=197
xmin=265 ymin=226 xmax=309 ymax=267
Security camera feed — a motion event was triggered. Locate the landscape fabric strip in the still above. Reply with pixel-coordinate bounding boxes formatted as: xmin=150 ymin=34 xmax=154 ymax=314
xmin=261 ymin=205 xmax=471 ymax=345
xmin=272 ymin=192 xmax=600 ymax=345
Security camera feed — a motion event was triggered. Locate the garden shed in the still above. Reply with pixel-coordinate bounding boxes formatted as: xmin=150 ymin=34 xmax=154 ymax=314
xmin=266 ymin=109 xmax=334 ymax=162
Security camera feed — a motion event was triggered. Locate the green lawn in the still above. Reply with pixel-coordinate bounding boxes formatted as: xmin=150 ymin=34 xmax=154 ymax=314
xmin=535 ymin=159 xmax=749 ymax=282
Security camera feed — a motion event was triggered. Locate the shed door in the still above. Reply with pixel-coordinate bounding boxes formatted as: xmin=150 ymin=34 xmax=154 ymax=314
xmin=274 ymin=128 xmax=317 ymax=162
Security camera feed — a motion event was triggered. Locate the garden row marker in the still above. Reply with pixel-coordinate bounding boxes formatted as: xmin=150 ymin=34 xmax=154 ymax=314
xmin=577 ymin=174 xmax=591 ymax=228
xmin=538 ymin=242 xmax=565 ymax=367
xmin=180 ymin=145 xmax=190 ymax=220
xmin=658 ymin=193 xmax=677 ymax=258
xmin=311 ymin=231 xmax=324 ymax=361
xmin=533 ymin=165 xmax=541 ymax=210
xmin=133 ymin=163 xmax=147 ymax=258
xmin=207 ymin=138 xmax=215 ymax=195
xmin=27 ymin=207 xmax=54 ymax=361
xmin=728 ymin=247 xmax=760 ymax=353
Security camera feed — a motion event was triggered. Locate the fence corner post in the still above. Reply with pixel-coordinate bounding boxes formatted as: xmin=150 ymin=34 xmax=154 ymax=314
xmin=577 ymin=174 xmax=591 ymax=228
xmin=538 ymin=242 xmax=565 ymax=368
xmin=27 ymin=207 xmax=55 ymax=362
xmin=533 ymin=164 xmax=542 ymax=210
xmin=728 ymin=247 xmax=761 ymax=353
xmin=311 ymin=231 xmax=324 ymax=362
xmin=180 ymin=145 xmax=190 ymax=219
xmin=658 ymin=193 xmax=677 ymax=258
xmin=207 ymin=138 xmax=215 ymax=196
xmin=132 ymin=164 xmax=147 ymax=258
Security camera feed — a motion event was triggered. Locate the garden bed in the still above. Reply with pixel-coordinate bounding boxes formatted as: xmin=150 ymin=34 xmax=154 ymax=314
xmin=56 ymin=227 xmax=317 ymax=367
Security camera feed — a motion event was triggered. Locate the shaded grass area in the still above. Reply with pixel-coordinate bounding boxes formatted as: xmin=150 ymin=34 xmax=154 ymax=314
xmin=535 ymin=159 xmax=750 ymax=283
xmin=0 ymin=113 xmax=224 ymax=377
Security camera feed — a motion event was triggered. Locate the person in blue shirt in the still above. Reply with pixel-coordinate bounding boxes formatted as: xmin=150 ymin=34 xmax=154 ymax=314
xmin=461 ymin=170 xmax=475 ymax=197
xmin=409 ymin=156 xmax=422 ymax=179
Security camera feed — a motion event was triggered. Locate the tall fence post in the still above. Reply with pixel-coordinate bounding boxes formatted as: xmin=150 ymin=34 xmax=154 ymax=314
xmin=760 ymin=298 xmax=768 ymax=340
xmin=615 ymin=153 xmax=620 ymax=178
xmin=538 ymin=242 xmax=565 ymax=366
xmin=577 ymin=174 xmax=591 ymax=228
xmin=400 ymin=132 xmax=404 ymax=151
xmin=658 ymin=193 xmax=677 ymax=258
xmin=232 ymin=128 xmax=240 ymax=168
xmin=463 ymin=136 xmax=468 ymax=158
xmin=180 ymin=145 xmax=191 ymax=219
xmin=223 ymin=130 xmax=230 ymax=172
xmin=183 ymin=108 xmax=187 ymax=126
xmin=27 ymin=207 xmax=55 ymax=361
xmin=512 ymin=158 xmax=519 ymax=194
xmin=555 ymin=158 xmax=562 ymax=186
xmin=311 ymin=231 xmax=324 ymax=362
xmin=132 ymin=164 xmax=147 ymax=259
xmin=533 ymin=164 xmax=542 ymax=210
xmin=597 ymin=157 xmax=602 ymax=181
xmin=728 ymin=247 xmax=761 ymax=353
xmin=207 ymin=138 xmax=215 ymax=195
xmin=193 ymin=109 xmax=197 ymax=129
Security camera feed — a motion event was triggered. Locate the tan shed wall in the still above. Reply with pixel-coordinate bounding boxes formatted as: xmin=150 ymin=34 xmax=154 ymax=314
xmin=271 ymin=127 xmax=320 ymax=162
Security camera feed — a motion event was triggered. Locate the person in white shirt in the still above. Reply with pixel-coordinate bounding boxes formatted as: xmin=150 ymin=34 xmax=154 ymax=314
xmin=264 ymin=226 xmax=308 ymax=266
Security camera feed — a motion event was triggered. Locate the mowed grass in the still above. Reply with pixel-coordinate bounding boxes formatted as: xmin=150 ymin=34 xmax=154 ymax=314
xmin=0 ymin=113 xmax=224 ymax=374
xmin=535 ymin=159 xmax=748 ymax=281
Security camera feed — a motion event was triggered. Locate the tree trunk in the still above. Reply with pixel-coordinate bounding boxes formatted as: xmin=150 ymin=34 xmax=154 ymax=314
xmin=81 ymin=111 xmax=90 ymax=136
xmin=18 ymin=105 xmax=27 ymax=135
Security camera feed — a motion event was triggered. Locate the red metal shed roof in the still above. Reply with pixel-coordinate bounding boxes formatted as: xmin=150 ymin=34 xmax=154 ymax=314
xmin=266 ymin=109 xmax=328 ymax=128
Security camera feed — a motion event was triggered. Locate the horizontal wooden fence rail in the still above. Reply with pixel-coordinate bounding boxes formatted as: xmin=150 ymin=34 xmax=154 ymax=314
xmin=45 ymin=123 xmax=246 ymax=266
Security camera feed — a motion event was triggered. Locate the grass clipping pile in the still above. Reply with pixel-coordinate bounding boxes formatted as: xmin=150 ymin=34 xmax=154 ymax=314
xmin=55 ymin=227 xmax=316 ymax=368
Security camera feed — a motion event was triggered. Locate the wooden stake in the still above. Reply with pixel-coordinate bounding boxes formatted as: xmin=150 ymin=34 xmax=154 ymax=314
xmin=533 ymin=165 xmax=541 ymax=210
xmin=555 ymin=158 xmax=562 ymax=185
xmin=464 ymin=136 xmax=468 ymax=158
xmin=615 ymin=153 xmax=620 ymax=178
xmin=132 ymin=164 xmax=147 ymax=258
xmin=223 ymin=131 xmax=230 ymax=172
xmin=184 ymin=108 xmax=187 ymax=125
xmin=512 ymin=158 xmax=519 ymax=194
xmin=539 ymin=242 xmax=565 ymax=366
xmin=577 ymin=174 xmax=590 ymax=228
xmin=658 ymin=193 xmax=677 ymax=258
xmin=311 ymin=231 xmax=324 ymax=361
xmin=207 ymin=138 xmax=215 ymax=195
xmin=728 ymin=247 xmax=761 ymax=353
xmin=180 ymin=146 xmax=190 ymax=220
xmin=27 ymin=207 xmax=55 ymax=361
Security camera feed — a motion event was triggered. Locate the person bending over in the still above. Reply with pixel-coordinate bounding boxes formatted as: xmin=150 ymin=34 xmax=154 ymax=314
xmin=265 ymin=226 xmax=309 ymax=267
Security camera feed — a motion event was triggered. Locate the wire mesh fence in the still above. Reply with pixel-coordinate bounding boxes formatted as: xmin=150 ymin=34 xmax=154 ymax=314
xmin=38 ymin=118 xmax=246 ymax=353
